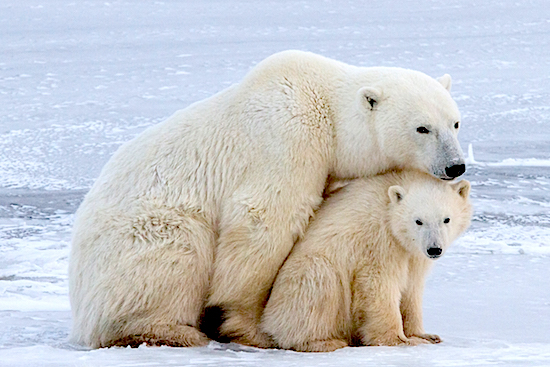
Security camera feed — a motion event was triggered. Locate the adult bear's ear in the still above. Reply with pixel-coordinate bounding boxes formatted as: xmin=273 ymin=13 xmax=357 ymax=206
xmin=388 ymin=185 xmax=405 ymax=204
xmin=451 ymin=180 xmax=470 ymax=199
xmin=437 ymin=74 xmax=452 ymax=92
xmin=357 ymin=86 xmax=382 ymax=111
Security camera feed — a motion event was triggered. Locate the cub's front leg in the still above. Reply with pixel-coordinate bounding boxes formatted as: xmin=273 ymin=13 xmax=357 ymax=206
xmin=353 ymin=269 xmax=421 ymax=346
xmin=400 ymin=261 xmax=441 ymax=344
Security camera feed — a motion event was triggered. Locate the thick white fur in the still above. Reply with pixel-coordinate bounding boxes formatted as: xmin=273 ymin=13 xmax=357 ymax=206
xmin=69 ymin=50 xmax=464 ymax=348
xmin=261 ymin=170 xmax=472 ymax=352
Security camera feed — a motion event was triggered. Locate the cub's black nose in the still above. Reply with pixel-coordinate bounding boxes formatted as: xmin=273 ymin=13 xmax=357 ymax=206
xmin=445 ymin=164 xmax=466 ymax=179
xmin=427 ymin=247 xmax=443 ymax=258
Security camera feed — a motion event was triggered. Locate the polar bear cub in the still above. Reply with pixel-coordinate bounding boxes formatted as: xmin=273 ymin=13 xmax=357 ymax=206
xmin=261 ymin=170 xmax=472 ymax=352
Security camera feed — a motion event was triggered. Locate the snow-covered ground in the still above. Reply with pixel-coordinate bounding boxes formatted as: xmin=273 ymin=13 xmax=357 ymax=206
xmin=1 ymin=0 xmax=549 ymax=366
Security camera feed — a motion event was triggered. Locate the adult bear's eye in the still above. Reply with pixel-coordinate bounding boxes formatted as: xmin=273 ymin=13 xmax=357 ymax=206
xmin=415 ymin=220 xmax=423 ymax=225
xmin=444 ymin=218 xmax=450 ymax=224
xmin=454 ymin=121 xmax=460 ymax=129
xmin=416 ymin=126 xmax=430 ymax=134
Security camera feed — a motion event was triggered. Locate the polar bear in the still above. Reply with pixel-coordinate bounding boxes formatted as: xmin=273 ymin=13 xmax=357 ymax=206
xmin=261 ymin=170 xmax=472 ymax=352
xmin=69 ymin=50 xmax=465 ymax=349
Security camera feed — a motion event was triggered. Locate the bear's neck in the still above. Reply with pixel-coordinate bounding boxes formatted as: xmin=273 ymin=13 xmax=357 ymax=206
xmin=326 ymin=72 xmax=397 ymax=180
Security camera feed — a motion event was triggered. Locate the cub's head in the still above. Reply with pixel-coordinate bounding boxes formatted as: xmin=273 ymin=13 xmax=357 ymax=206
xmin=339 ymin=69 xmax=465 ymax=181
xmin=387 ymin=175 xmax=472 ymax=259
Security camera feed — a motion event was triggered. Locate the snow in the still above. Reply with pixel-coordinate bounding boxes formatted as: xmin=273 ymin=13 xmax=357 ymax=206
xmin=1 ymin=0 xmax=549 ymax=366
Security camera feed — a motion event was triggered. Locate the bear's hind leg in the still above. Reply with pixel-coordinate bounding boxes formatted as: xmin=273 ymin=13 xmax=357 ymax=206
xmin=96 ymin=209 xmax=216 ymax=348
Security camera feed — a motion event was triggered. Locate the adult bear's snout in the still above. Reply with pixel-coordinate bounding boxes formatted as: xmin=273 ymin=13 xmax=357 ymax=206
xmin=445 ymin=164 xmax=465 ymax=179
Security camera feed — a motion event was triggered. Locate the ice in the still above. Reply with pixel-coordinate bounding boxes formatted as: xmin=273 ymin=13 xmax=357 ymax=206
xmin=489 ymin=158 xmax=550 ymax=167
xmin=1 ymin=0 xmax=549 ymax=365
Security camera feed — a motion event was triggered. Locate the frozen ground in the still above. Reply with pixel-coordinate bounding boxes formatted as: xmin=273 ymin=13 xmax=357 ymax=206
xmin=0 ymin=0 xmax=549 ymax=366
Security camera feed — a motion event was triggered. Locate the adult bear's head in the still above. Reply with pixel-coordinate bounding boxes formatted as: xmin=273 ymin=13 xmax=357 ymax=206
xmin=334 ymin=68 xmax=465 ymax=181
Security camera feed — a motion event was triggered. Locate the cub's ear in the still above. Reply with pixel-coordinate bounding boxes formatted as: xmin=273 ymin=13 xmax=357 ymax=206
xmin=437 ymin=74 xmax=452 ymax=92
xmin=357 ymin=86 xmax=382 ymax=111
xmin=452 ymin=180 xmax=470 ymax=199
xmin=388 ymin=185 xmax=405 ymax=204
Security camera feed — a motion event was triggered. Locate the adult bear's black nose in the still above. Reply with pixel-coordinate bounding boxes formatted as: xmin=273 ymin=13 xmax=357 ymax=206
xmin=427 ymin=247 xmax=443 ymax=259
xmin=445 ymin=164 xmax=466 ymax=179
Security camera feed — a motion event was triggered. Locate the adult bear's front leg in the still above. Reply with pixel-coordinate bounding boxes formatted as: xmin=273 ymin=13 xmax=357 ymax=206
xmin=204 ymin=196 xmax=314 ymax=348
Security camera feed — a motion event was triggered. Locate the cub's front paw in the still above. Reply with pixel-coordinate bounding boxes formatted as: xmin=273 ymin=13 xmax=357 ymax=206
xmin=411 ymin=333 xmax=441 ymax=344
xmin=407 ymin=336 xmax=432 ymax=346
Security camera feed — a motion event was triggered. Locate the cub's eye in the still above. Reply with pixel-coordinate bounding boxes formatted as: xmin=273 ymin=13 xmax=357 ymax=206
xmin=416 ymin=126 xmax=430 ymax=134
xmin=415 ymin=220 xmax=423 ymax=226
xmin=444 ymin=218 xmax=450 ymax=224
xmin=454 ymin=122 xmax=460 ymax=129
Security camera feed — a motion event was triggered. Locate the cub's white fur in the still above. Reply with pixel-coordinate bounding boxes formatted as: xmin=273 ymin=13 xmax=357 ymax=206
xmin=69 ymin=50 xmax=464 ymax=348
xmin=262 ymin=170 xmax=472 ymax=352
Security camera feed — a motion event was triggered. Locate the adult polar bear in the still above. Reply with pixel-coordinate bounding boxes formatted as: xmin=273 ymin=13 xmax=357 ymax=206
xmin=69 ymin=50 xmax=465 ymax=348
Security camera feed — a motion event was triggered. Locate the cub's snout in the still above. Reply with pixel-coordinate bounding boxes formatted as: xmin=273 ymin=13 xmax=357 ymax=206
xmin=426 ymin=246 xmax=443 ymax=259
